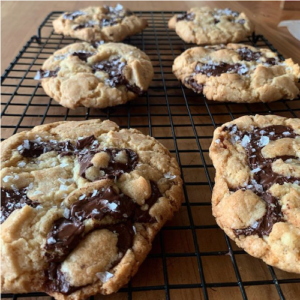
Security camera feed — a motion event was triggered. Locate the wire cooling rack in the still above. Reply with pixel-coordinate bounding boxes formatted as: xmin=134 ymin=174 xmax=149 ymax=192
xmin=1 ymin=10 xmax=300 ymax=300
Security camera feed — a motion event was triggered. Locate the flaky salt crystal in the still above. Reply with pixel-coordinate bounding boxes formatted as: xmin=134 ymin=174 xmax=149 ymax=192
xmin=258 ymin=136 xmax=269 ymax=147
xmin=47 ymin=237 xmax=56 ymax=244
xmin=96 ymin=271 xmax=114 ymax=283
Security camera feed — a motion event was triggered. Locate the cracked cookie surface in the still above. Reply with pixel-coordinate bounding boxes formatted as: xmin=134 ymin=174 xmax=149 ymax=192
xmin=209 ymin=115 xmax=300 ymax=273
xmin=168 ymin=7 xmax=254 ymax=45
xmin=173 ymin=43 xmax=300 ymax=103
xmin=1 ymin=119 xmax=183 ymax=300
xmin=53 ymin=4 xmax=147 ymax=42
xmin=35 ymin=42 xmax=154 ymax=109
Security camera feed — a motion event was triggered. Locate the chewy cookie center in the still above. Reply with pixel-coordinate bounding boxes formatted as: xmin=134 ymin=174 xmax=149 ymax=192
xmin=224 ymin=125 xmax=299 ymax=237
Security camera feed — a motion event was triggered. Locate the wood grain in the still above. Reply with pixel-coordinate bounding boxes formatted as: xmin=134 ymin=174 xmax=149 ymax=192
xmin=2 ymin=0 xmax=300 ymax=73
xmin=1 ymin=2 xmax=300 ymax=300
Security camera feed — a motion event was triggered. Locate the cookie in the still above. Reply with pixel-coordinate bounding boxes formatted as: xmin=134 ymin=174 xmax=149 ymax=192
xmin=209 ymin=114 xmax=300 ymax=273
xmin=173 ymin=43 xmax=300 ymax=103
xmin=1 ymin=119 xmax=183 ymax=299
xmin=53 ymin=4 xmax=147 ymax=42
xmin=168 ymin=7 xmax=254 ymax=45
xmin=35 ymin=42 xmax=154 ymax=109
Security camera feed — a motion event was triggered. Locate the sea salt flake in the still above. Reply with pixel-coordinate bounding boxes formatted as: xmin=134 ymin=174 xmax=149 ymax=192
xmin=230 ymin=126 xmax=237 ymax=134
xmin=60 ymin=184 xmax=68 ymax=191
xmin=283 ymin=131 xmax=291 ymax=136
xmin=164 ymin=172 xmax=176 ymax=179
xmin=241 ymin=135 xmax=251 ymax=147
xmin=63 ymin=208 xmax=70 ymax=218
xmin=60 ymin=162 xmax=68 ymax=168
xmin=47 ymin=237 xmax=56 ymax=244
xmin=215 ymin=139 xmax=220 ymax=144
xmin=96 ymin=271 xmax=114 ymax=283
xmin=23 ymin=140 xmax=30 ymax=149
xmin=92 ymin=209 xmax=99 ymax=214
xmin=132 ymin=225 xmax=137 ymax=234
xmin=92 ymin=190 xmax=98 ymax=197
xmin=251 ymin=167 xmax=261 ymax=173
xmin=107 ymin=203 xmax=118 ymax=211
xmin=79 ymin=194 xmax=86 ymax=200
xmin=18 ymin=161 xmax=26 ymax=167
xmin=33 ymin=190 xmax=43 ymax=196
xmin=3 ymin=176 xmax=13 ymax=183
xmin=58 ymin=178 xmax=67 ymax=184
xmin=258 ymin=136 xmax=269 ymax=147
xmin=251 ymin=221 xmax=260 ymax=229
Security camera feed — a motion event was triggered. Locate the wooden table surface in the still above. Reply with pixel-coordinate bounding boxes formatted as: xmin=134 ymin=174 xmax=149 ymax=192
xmin=2 ymin=0 xmax=300 ymax=73
xmin=1 ymin=1 xmax=300 ymax=300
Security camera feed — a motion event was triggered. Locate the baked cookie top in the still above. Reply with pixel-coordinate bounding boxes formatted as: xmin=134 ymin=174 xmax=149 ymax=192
xmin=173 ymin=43 xmax=300 ymax=103
xmin=35 ymin=42 xmax=154 ymax=109
xmin=1 ymin=119 xmax=183 ymax=300
xmin=209 ymin=115 xmax=300 ymax=273
xmin=168 ymin=7 xmax=254 ymax=45
xmin=53 ymin=4 xmax=147 ymax=42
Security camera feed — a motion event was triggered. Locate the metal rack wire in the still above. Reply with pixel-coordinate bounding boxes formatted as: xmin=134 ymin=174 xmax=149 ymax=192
xmin=1 ymin=11 xmax=300 ymax=300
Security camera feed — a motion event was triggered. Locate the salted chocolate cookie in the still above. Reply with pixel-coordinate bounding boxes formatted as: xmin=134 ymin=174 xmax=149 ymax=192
xmin=53 ymin=4 xmax=147 ymax=42
xmin=173 ymin=43 xmax=300 ymax=103
xmin=209 ymin=115 xmax=300 ymax=273
xmin=35 ymin=42 xmax=154 ymax=109
xmin=168 ymin=7 xmax=254 ymax=45
xmin=1 ymin=119 xmax=183 ymax=300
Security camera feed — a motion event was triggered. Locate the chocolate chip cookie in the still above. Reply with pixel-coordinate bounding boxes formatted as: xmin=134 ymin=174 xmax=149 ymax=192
xmin=1 ymin=119 xmax=183 ymax=299
xmin=53 ymin=4 xmax=147 ymax=42
xmin=168 ymin=7 xmax=254 ymax=45
xmin=210 ymin=115 xmax=300 ymax=273
xmin=173 ymin=43 xmax=300 ymax=103
xmin=35 ymin=42 xmax=154 ymax=109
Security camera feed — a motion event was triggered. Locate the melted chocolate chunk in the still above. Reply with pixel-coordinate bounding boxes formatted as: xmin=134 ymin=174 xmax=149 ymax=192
xmin=63 ymin=10 xmax=85 ymax=20
xmin=236 ymin=47 xmax=262 ymax=62
xmin=96 ymin=221 xmax=134 ymax=256
xmin=1 ymin=187 xmax=39 ymax=223
xmin=78 ymin=148 xmax=138 ymax=179
xmin=176 ymin=12 xmax=195 ymax=22
xmin=76 ymin=135 xmax=98 ymax=150
xmin=225 ymin=125 xmax=299 ymax=237
xmin=185 ymin=76 xmax=204 ymax=93
xmin=71 ymin=52 xmax=95 ymax=62
xmin=265 ymin=57 xmax=281 ymax=65
xmin=70 ymin=187 xmax=136 ymax=222
xmin=34 ymin=68 xmax=60 ymax=80
xmin=45 ymin=218 xmax=85 ymax=262
xmin=44 ymin=181 xmax=160 ymax=294
xmin=101 ymin=18 xmax=119 ymax=27
xmin=45 ymin=222 xmax=133 ymax=295
xmin=17 ymin=139 xmax=74 ymax=158
xmin=195 ymin=62 xmax=248 ymax=77
xmin=74 ymin=21 xmax=96 ymax=30
xmin=17 ymin=136 xmax=139 ymax=182
xmin=92 ymin=57 xmax=143 ymax=95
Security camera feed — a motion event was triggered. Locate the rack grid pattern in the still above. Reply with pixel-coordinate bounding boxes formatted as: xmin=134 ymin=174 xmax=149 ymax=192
xmin=1 ymin=11 xmax=300 ymax=300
